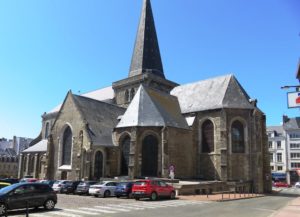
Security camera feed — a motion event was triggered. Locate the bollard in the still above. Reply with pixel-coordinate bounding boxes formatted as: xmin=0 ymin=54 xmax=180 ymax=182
xmin=222 ymin=192 xmax=223 ymax=201
xmin=26 ymin=200 xmax=29 ymax=217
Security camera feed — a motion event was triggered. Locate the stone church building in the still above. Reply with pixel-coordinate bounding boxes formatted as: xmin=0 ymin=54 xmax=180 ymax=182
xmin=20 ymin=0 xmax=271 ymax=193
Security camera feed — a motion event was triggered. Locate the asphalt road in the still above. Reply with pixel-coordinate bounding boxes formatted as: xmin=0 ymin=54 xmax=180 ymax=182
xmin=7 ymin=188 xmax=300 ymax=217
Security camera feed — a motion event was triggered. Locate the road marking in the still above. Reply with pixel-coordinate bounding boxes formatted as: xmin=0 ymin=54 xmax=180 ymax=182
xmin=252 ymin=208 xmax=276 ymax=213
xmin=79 ymin=207 xmax=117 ymax=214
xmin=39 ymin=211 xmax=82 ymax=217
xmin=94 ymin=205 xmax=131 ymax=212
xmin=113 ymin=204 xmax=145 ymax=210
xmin=63 ymin=208 xmax=98 ymax=215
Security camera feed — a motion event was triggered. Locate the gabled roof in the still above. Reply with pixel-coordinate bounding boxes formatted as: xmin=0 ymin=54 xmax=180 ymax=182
xmin=49 ymin=86 xmax=114 ymax=113
xmin=171 ymin=74 xmax=255 ymax=114
xmin=116 ymin=85 xmax=189 ymax=129
xmin=23 ymin=139 xmax=47 ymax=153
xmin=71 ymin=94 xmax=125 ymax=146
xmin=129 ymin=0 xmax=164 ymax=78
xmin=283 ymin=117 xmax=300 ymax=130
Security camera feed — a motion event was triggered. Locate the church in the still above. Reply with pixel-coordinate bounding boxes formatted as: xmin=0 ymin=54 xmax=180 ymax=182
xmin=19 ymin=0 xmax=271 ymax=193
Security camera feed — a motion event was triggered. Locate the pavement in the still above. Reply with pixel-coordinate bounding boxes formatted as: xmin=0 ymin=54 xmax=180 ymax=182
xmin=270 ymin=196 xmax=300 ymax=217
xmin=178 ymin=188 xmax=300 ymax=217
xmin=178 ymin=192 xmax=265 ymax=202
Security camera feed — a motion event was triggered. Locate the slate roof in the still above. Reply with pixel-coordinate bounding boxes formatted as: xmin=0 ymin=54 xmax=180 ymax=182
xmin=72 ymin=94 xmax=125 ymax=146
xmin=116 ymin=85 xmax=189 ymax=129
xmin=283 ymin=117 xmax=300 ymax=130
xmin=171 ymin=74 xmax=255 ymax=114
xmin=49 ymin=86 xmax=114 ymax=113
xmin=23 ymin=139 xmax=47 ymax=153
xmin=267 ymin=126 xmax=284 ymax=134
xmin=129 ymin=0 xmax=164 ymax=78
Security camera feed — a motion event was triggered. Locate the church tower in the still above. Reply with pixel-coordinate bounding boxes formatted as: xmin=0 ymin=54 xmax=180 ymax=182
xmin=113 ymin=0 xmax=178 ymax=107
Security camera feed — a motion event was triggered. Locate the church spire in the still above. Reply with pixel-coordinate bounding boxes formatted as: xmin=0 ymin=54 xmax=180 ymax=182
xmin=129 ymin=0 xmax=165 ymax=78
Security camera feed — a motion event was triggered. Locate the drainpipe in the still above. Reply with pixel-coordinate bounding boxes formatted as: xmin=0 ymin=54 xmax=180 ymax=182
xmin=161 ymin=126 xmax=167 ymax=178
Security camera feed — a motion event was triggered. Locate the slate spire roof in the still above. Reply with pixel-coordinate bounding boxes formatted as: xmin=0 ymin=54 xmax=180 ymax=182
xmin=129 ymin=0 xmax=165 ymax=79
xmin=116 ymin=85 xmax=188 ymax=129
xmin=171 ymin=74 xmax=255 ymax=114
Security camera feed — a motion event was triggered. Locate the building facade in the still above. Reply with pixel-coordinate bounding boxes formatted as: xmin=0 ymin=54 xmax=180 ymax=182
xmin=21 ymin=0 xmax=271 ymax=193
xmin=268 ymin=116 xmax=300 ymax=184
xmin=0 ymin=149 xmax=18 ymax=178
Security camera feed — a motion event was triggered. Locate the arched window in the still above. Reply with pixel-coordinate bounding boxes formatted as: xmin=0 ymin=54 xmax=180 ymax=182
xmin=130 ymin=88 xmax=135 ymax=101
xmin=45 ymin=122 xmax=50 ymax=139
xmin=62 ymin=126 xmax=72 ymax=165
xmin=125 ymin=90 xmax=130 ymax=102
xmin=121 ymin=136 xmax=130 ymax=175
xmin=202 ymin=120 xmax=214 ymax=153
xmin=231 ymin=120 xmax=245 ymax=153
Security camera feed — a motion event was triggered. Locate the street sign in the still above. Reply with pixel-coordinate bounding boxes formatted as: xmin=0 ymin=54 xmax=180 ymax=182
xmin=287 ymin=91 xmax=300 ymax=108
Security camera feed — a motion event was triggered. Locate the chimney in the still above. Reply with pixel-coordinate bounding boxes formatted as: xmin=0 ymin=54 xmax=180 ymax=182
xmin=283 ymin=115 xmax=289 ymax=124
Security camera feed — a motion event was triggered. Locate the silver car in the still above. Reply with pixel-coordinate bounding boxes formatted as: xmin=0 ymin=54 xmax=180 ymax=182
xmin=89 ymin=181 xmax=118 ymax=197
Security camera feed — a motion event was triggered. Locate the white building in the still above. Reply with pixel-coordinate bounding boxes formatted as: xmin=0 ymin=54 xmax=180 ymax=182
xmin=267 ymin=126 xmax=287 ymax=181
xmin=283 ymin=116 xmax=300 ymax=184
xmin=267 ymin=116 xmax=300 ymax=185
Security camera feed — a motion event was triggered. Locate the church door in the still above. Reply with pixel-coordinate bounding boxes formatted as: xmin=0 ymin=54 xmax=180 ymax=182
xmin=141 ymin=135 xmax=158 ymax=177
xmin=121 ymin=136 xmax=130 ymax=176
xmin=94 ymin=151 xmax=103 ymax=180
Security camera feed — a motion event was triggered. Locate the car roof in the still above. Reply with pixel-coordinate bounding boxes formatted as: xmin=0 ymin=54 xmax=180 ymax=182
xmin=0 ymin=182 xmax=10 ymax=185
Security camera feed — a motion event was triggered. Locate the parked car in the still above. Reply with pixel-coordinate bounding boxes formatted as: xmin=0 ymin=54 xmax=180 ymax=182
xmin=132 ymin=179 xmax=176 ymax=201
xmin=115 ymin=181 xmax=134 ymax=198
xmin=0 ymin=178 xmax=19 ymax=184
xmin=52 ymin=180 xmax=70 ymax=193
xmin=75 ymin=181 xmax=98 ymax=195
xmin=295 ymin=182 xmax=300 ymax=188
xmin=61 ymin=181 xmax=81 ymax=194
xmin=89 ymin=181 xmax=118 ymax=198
xmin=273 ymin=181 xmax=290 ymax=188
xmin=0 ymin=183 xmax=57 ymax=216
xmin=0 ymin=182 xmax=10 ymax=189
xmin=19 ymin=178 xmax=38 ymax=183
xmin=38 ymin=180 xmax=56 ymax=187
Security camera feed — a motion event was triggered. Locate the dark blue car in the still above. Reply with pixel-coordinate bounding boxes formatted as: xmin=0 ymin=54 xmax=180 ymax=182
xmin=115 ymin=181 xmax=134 ymax=198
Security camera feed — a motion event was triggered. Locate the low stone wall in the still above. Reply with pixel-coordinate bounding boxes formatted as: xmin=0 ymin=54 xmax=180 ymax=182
xmin=172 ymin=181 xmax=253 ymax=195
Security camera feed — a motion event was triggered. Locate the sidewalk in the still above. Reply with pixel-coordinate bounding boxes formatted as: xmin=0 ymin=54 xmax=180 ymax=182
xmin=178 ymin=192 xmax=264 ymax=202
xmin=271 ymin=197 xmax=300 ymax=217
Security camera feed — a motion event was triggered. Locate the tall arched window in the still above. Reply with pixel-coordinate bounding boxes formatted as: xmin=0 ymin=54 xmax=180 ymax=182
xmin=130 ymin=88 xmax=135 ymax=101
xmin=121 ymin=136 xmax=130 ymax=175
xmin=62 ymin=126 xmax=72 ymax=165
xmin=231 ymin=120 xmax=245 ymax=153
xmin=202 ymin=120 xmax=214 ymax=153
xmin=125 ymin=90 xmax=130 ymax=102
xmin=45 ymin=122 xmax=50 ymax=139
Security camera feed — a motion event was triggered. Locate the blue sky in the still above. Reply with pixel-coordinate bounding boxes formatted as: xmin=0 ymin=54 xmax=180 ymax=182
xmin=0 ymin=0 xmax=299 ymax=139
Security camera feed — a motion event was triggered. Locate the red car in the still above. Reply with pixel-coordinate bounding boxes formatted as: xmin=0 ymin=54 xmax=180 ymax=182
xmin=273 ymin=181 xmax=290 ymax=188
xmin=132 ymin=179 xmax=176 ymax=201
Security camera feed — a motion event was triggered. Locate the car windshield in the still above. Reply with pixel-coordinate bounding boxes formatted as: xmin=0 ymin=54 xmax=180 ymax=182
xmin=0 ymin=184 xmax=16 ymax=194
xmin=94 ymin=181 xmax=105 ymax=185
xmin=135 ymin=181 xmax=147 ymax=186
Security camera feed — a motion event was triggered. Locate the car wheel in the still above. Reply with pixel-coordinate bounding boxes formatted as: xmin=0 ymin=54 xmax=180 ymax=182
xmin=135 ymin=197 xmax=140 ymax=201
xmin=0 ymin=203 xmax=7 ymax=215
xmin=44 ymin=199 xmax=55 ymax=211
xmin=104 ymin=190 xmax=111 ymax=198
xmin=94 ymin=195 xmax=99 ymax=198
xmin=151 ymin=192 xmax=157 ymax=201
xmin=170 ymin=191 xmax=176 ymax=200
xmin=116 ymin=195 xmax=120 ymax=198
